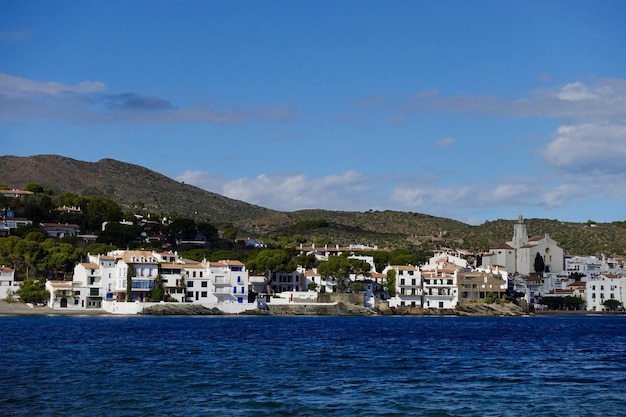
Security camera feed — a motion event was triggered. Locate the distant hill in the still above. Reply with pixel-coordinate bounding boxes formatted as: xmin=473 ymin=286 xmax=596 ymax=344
xmin=2 ymin=154 xmax=626 ymax=256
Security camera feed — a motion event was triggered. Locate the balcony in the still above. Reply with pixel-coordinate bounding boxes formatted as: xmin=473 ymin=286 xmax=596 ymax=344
xmin=214 ymin=277 xmax=231 ymax=285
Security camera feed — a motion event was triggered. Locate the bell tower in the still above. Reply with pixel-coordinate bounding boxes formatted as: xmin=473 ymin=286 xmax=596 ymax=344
xmin=511 ymin=214 xmax=528 ymax=249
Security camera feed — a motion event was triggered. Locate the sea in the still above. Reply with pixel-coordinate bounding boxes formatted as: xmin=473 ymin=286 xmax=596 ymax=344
xmin=1 ymin=315 xmax=625 ymax=417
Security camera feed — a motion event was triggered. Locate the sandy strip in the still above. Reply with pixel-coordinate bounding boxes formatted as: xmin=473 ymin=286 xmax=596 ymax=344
xmin=0 ymin=300 xmax=110 ymax=315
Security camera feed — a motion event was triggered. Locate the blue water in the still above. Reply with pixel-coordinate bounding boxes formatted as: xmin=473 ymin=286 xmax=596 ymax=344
xmin=1 ymin=315 xmax=625 ymax=416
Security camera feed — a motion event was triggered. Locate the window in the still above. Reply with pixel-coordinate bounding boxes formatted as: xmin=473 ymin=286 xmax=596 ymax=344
xmin=201 ymin=281 xmax=208 ymax=288
xmin=201 ymin=291 xmax=207 ymax=298
xmin=439 ymin=302 xmax=444 ymax=308
xmin=241 ymin=286 xmax=245 ymax=293
xmin=233 ymin=286 xmax=237 ymax=294
xmin=400 ymin=279 xmax=405 ymax=285
xmin=188 ymin=281 xmax=194 ymax=287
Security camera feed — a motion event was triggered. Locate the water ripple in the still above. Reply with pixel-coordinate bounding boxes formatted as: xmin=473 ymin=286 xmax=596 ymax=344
xmin=1 ymin=315 xmax=626 ymax=416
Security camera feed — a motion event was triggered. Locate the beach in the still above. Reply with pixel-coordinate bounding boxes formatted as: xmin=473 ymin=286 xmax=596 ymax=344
xmin=0 ymin=300 xmax=109 ymax=315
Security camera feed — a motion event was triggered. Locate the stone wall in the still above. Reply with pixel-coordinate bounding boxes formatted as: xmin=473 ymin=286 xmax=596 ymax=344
xmin=317 ymin=292 xmax=364 ymax=306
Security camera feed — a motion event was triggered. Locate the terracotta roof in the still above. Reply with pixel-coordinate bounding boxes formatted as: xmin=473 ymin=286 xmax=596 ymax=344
xmin=120 ymin=250 xmax=158 ymax=264
xmin=221 ymin=260 xmax=245 ymax=266
xmin=160 ymin=263 xmax=183 ymax=270
xmin=390 ymin=265 xmax=418 ymax=271
xmin=79 ymin=262 xmax=100 ymax=269
xmin=47 ymin=281 xmax=73 ymax=289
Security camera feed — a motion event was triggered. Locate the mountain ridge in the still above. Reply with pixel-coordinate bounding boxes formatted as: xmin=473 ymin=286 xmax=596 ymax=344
xmin=2 ymin=154 xmax=626 ymax=256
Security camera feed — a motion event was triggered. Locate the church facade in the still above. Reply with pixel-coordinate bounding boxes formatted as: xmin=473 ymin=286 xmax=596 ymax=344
xmin=481 ymin=215 xmax=564 ymax=276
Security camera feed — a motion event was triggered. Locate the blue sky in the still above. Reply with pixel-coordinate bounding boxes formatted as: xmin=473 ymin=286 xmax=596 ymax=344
xmin=2 ymin=0 xmax=625 ymax=225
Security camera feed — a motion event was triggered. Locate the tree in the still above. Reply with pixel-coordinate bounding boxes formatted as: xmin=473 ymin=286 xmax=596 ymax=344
xmin=151 ymin=274 xmax=165 ymax=302
xmin=295 ymin=253 xmax=317 ymax=270
xmin=386 ymin=269 xmax=397 ymax=296
xmin=534 ymin=252 xmax=545 ymax=274
xmin=24 ymin=182 xmax=44 ymax=194
xmin=246 ymin=249 xmax=296 ymax=294
xmin=126 ymin=264 xmax=135 ymax=302
xmin=16 ymin=278 xmax=49 ymax=303
xmin=317 ymin=256 xmax=352 ymax=281
xmin=603 ymin=299 xmax=622 ymax=311
xmin=98 ymin=222 xmax=140 ymax=248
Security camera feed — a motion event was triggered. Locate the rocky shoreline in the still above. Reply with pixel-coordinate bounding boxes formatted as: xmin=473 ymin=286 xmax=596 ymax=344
xmin=3 ymin=300 xmax=617 ymax=317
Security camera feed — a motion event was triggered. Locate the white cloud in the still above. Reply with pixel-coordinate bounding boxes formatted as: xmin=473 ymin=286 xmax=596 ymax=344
xmin=177 ymin=170 xmax=376 ymax=212
xmin=543 ymin=122 xmax=626 ymax=172
xmin=557 ymin=82 xmax=596 ymax=101
xmin=400 ymin=78 xmax=626 ymax=122
xmin=0 ymin=73 xmax=106 ymax=96
xmin=0 ymin=73 xmax=295 ymax=124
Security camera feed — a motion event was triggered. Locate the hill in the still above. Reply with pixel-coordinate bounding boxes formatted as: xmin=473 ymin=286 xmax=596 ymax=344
xmin=0 ymin=154 xmax=274 ymax=224
xmin=2 ymin=154 xmax=626 ymax=256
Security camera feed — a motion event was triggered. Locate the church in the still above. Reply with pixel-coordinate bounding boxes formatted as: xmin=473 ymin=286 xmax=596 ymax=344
xmin=481 ymin=215 xmax=564 ymax=276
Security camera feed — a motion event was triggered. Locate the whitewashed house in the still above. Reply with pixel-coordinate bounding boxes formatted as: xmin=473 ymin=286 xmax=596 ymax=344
xmin=421 ymin=266 xmax=458 ymax=309
xmin=384 ymin=265 xmax=422 ymax=308
xmin=66 ymin=250 xmax=251 ymax=311
xmin=0 ymin=265 xmax=19 ymax=300
xmin=207 ymin=260 xmax=249 ymax=304
xmin=586 ymin=274 xmax=626 ymax=311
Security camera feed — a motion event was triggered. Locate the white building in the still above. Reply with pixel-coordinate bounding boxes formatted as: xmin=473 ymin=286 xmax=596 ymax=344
xmin=586 ymin=274 xmax=626 ymax=311
xmin=0 ymin=265 xmax=19 ymax=300
xmin=421 ymin=266 xmax=458 ymax=309
xmin=206 ymin=259 xmax=249 ymax=304
xmin=66 ymin=250 xmax=251 ymax=311
xmin=565 ymin=255 xmax=625 ymax=280
xmin=384 ymin=265 xmax=422 ymax=308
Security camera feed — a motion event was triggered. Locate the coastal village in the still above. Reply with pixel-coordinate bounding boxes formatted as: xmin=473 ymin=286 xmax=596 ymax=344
xmin=1 ymin=188 xmax=625 ymax=315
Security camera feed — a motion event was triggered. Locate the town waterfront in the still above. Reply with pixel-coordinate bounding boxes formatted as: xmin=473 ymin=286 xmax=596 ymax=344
xmin=1 ymin=315 xmax=625 ymax=416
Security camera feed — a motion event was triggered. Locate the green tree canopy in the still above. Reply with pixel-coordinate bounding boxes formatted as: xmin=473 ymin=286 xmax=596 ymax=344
xmin=17 ymin=278 xmax=49 ymax=303
xmin=246 ymin=249 xmax=296 ymax=275
xmin=386 ymin=269 xmax=397 ymax=296
xmin=603 ymin=299 xmax=622 ymax=311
